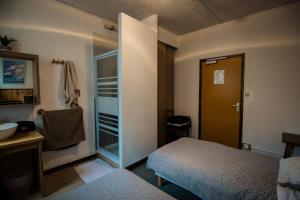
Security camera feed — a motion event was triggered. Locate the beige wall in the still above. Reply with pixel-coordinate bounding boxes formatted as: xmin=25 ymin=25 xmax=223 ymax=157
xmin=0 ymin=0 xmax=116 ymax=169
xmin=158 ymin=27 xmax=178 ymax=48
xmin=174 ymin=2 xmax=300 ymax=156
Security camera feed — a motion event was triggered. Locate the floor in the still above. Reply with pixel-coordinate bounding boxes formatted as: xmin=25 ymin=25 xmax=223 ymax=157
xmin=132 ymin=163 xmax=201 ymax=200
xmin=28 ymin=158 xmax=114 ymax=199
xmin=101 ymin=143 xmax=119 ymax=156
xmin=17 ymin=158 xmax=200 ymax=200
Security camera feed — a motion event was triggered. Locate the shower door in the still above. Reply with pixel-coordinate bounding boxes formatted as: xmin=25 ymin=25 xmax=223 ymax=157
xmin=94 ymin=50 xmax=119 ymax=161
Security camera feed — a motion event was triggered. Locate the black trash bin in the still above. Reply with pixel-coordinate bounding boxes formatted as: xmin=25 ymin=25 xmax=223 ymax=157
xmin=166 ymin=116 xmax=191 ymax=143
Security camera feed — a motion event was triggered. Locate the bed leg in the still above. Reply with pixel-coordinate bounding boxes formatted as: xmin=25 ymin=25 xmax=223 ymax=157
xmin=157 ymin=176 xmax=163 ymax=187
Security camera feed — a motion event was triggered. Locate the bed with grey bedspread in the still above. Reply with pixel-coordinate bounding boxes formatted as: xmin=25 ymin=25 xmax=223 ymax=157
xmin=147 ymin=137 xmax=279 ymax=200
xmin=53 ymin=169 xmax=175 ymax=200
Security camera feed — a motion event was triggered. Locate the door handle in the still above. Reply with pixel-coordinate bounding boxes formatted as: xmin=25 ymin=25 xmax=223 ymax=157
xmin=232 ymin=102 xmax=240 ymax=112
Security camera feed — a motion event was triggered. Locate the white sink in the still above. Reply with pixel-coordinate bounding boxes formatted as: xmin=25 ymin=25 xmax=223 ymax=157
xmin=0 ymin=123 xmax=18 ymax=141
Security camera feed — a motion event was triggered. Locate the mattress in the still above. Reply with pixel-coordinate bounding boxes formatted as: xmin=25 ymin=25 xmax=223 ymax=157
xmin=147 ymin=137 xmax=279 ymax=200
xmin=53 ymin=168 xmax=175 ymax=200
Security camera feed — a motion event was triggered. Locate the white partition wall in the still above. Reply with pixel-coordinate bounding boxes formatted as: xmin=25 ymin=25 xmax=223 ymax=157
xmin=118 ymin=13 xmax=158 ymax=168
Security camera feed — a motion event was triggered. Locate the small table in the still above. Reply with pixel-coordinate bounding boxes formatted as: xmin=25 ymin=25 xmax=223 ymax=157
xmin=166 ymin=121 xmax=191 ymax=144
xmin=282 ymin=132 xmax=300 ymax=158
xmin=0 ymin=131 xmax=44 ymax=195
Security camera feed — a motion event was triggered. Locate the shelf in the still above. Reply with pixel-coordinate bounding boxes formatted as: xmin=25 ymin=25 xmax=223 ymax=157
xmin=0 ymin=103 xmax=37 ymax=107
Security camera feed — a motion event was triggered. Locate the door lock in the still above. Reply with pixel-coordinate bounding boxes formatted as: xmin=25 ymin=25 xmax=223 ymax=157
xmin=232 ymin=102 xmax=240 ymax=112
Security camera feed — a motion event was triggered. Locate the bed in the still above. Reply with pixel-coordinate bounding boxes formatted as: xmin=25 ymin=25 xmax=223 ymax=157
xmin=53 ymin=168 xmax=175 ymax=200
xmin=147 ymin=137 xmax=279 ymax=200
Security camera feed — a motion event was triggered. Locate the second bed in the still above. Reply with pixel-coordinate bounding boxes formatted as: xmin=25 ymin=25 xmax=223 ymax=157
xmin=147 ymin=137 xmax=279 ymax=200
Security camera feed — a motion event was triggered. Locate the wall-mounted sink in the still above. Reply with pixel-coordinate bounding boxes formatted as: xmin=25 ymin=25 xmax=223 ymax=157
xmin=0 ymin=123 xmax=18 ymax=141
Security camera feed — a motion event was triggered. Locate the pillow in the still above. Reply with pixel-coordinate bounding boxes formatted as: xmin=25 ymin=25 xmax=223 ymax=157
xmin=278 ymin=157 xmax=300 ymax=185
xmin=277 ymin=157 xmax=300 ymax=200
xmin=278 ymin=157 xmax=300 ymax=187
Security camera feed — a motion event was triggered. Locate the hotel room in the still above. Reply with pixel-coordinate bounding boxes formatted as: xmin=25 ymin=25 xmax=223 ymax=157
xmin=0 ymin=0 xmax=299 ymax=199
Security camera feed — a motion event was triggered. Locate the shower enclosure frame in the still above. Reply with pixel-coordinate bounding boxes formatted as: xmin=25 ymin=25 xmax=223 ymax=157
xmin=94 ymin=49 xmax=119 ymax=164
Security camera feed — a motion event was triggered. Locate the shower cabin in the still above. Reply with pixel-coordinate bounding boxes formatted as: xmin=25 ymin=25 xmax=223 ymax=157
xmin=94 ymin=13 xmax=158 ymax=168
xmin=95 ymin=50 xmax=119 ymax=163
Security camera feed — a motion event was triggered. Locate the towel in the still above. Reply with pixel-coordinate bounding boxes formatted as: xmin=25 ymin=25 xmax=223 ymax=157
xmin=63 ymin=60 xmax=80 ymax=108
xmin=42 ymin=107 xmax=86 ymax=151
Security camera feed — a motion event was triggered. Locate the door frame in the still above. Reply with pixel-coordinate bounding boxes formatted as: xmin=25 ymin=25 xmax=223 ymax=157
xmin=198 ymin=53 xmax=245 ymax=149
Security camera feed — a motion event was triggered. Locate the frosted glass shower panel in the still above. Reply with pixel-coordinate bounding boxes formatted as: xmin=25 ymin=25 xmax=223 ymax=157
xmin=95 ymin=52 xmax=119 ymax=157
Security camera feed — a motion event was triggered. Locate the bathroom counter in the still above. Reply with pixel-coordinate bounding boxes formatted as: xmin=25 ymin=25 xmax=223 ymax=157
xmin=0 ymin=130 xmax=43 ymax=149
xmin=0 ymin=130 xmax=44 ymax=196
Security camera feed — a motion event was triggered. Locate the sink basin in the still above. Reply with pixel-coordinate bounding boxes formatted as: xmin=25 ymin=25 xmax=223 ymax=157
xmin=0 ymin=123 xmax=18 ymax=141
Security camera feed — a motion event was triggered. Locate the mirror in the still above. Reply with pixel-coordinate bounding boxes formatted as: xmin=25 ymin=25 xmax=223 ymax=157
xmin=0 ymin=51 xmax=40 ymax=105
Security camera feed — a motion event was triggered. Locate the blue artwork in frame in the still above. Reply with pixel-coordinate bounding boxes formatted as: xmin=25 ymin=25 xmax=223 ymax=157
xmin=3 ymin=59 xmax=26 ymax=84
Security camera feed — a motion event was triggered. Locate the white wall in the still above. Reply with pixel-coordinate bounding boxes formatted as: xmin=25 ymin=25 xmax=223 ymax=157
xmin=0 ymin=0 xmax=116 ymax=169
xmin=93 ymin=32 xmax=118 ymax=56
xmin=142 ymin=15 xmax=178 ymax=48
xmin=119 ymin=13 xmax=157 ymax=167
xmin=158 ymin=27 xmax=178 ymax=48
xmin=175 ymin=2 xmax=300 ymax=156
xmin=142 ymin=15 xmax=158 ymax=32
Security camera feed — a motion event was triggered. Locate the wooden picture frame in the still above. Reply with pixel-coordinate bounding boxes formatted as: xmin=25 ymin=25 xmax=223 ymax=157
xmin=0 ymin=50 xmax=40 ymax=105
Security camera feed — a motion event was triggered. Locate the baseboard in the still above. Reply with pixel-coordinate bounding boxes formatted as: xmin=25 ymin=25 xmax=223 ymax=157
xmin=126 ymin=157 xmax=148 ymax=170
xmin=44 ymin=153 xmax=97 ymax=175
xmin=251 ymin=147 xmax=283 ymax=158
xmin=96 ymin=151 xmax=147 ymax=169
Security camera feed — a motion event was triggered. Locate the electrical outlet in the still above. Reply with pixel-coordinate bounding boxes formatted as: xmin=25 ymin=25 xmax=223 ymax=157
xmin=242 ymin=143 xmax=252 ymax=150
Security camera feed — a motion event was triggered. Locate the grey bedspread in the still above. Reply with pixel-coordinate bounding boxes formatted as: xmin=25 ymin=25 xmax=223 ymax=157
xmin=53 ymin=169 xmax=175 ymax=200
xmin=147 ymin=138 xmax=279 ymax=200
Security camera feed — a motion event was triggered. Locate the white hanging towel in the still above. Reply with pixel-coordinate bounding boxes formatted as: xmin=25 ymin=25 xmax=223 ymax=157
xmin=63 ymin=60 xmax=80 ymax=108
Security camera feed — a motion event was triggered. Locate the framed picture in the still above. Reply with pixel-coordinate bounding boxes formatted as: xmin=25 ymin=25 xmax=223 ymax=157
xmin=3 ymin=59 xmax=26 ymax=84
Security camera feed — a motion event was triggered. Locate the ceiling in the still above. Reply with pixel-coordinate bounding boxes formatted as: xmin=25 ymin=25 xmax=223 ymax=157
xmin=56 ymin=0 xmax=299 ymax=35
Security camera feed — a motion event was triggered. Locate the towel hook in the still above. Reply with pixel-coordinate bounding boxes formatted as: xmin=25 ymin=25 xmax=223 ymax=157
xmin=37 ymin=109 xmax=45 ymax=115
xmin=51 ymin=59 xmax=65 ymax=64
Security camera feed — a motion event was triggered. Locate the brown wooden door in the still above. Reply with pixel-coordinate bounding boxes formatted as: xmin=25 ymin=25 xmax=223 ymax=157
xmin=200 ymin=55 xmax=244 ymax=148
